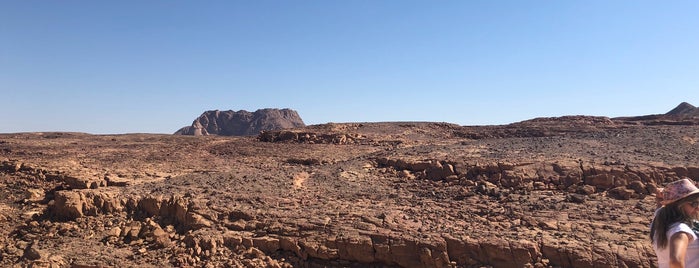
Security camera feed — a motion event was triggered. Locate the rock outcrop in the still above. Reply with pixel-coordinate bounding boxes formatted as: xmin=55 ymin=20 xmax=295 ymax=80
xmin=175 ymin=108 xmax=305 ymax=136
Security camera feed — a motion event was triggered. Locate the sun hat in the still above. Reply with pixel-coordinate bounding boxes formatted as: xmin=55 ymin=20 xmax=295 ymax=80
xmin=660 ymin=178 xmax=699 ymax=206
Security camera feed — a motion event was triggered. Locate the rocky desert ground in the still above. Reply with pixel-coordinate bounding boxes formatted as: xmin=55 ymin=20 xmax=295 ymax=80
xmin=2 ymin=112 xmax=699 ymax=267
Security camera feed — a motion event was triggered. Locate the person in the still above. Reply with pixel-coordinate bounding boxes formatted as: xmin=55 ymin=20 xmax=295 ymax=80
xmin=651 ymin=178 xmax=699 ymax=268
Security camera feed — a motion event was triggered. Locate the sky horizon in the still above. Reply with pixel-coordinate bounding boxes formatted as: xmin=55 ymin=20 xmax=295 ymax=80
xmin=2 ymin=1 xmax=698 ymax=134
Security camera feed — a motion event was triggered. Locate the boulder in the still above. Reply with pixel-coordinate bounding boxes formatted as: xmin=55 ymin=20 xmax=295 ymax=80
xmin=51 ymin=191 xmax=85 ymax=220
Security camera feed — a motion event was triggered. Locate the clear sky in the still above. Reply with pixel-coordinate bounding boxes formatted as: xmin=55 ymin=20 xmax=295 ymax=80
xmin=1 ymin=1 xmax=698 ymax=134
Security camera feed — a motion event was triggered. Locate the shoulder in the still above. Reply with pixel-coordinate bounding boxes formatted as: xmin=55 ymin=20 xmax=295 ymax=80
xmin=668 ymin=222 xmax=698 ymax=241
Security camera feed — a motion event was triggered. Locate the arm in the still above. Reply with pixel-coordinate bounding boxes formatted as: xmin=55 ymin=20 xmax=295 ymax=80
xmin=669 ymin=232 xmax=691 ymax=268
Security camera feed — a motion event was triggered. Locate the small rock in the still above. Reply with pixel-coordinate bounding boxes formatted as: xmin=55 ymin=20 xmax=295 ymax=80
xmin=151 ymin=228 xmax=172 ymax=248
xmin=579 ymin=185 xmax=596 ymax=195
xmin=107 ymin=227 xmax=122 ymax=237
xmin=24 ymin=246 xmax=44 ymax=260
xmin=24 ymin=189 xmax=45 ymax=203
xmin=567 ymin=194 xmax=586 ymax=203
xmin=533 ymin=181 xmax=547 ymax=190
xmin=126 ymin=221 xmax=142 ymax=239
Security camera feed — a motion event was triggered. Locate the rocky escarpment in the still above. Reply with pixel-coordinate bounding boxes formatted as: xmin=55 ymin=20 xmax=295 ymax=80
xmin=175 ymin=108 xmax=305 ymax=136
xmin=3 ymin=156 xmax=667 ymax=268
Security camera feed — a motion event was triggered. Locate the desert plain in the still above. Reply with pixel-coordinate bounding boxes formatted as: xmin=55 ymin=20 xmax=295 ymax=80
xmin=2 ymin=113 xmax=699 ymax=267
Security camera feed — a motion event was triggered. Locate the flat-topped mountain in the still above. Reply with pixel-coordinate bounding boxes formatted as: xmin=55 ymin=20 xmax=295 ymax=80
xmin=174 ymin=108 xmax=305 ymax=136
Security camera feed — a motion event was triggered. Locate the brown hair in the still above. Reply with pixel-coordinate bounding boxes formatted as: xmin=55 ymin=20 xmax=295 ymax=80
xmin=650 ymin=193 xmax=699 ymax=249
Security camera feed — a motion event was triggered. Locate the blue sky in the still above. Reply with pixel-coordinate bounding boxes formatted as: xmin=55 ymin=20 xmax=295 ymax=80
xmin=1 ymin=1 xmax=698 ymax=134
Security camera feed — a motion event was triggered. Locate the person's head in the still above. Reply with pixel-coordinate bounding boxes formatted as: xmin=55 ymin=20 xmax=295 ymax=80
xmin=651 ymin=178 xmax=699 ymax=248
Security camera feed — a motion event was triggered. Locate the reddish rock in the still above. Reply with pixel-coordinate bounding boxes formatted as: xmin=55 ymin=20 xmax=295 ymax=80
xmin=51 ymin=191 xmax=85 ymax=220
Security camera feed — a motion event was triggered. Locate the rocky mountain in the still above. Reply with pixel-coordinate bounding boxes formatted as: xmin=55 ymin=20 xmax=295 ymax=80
xmin=174 ymin=108 xmax=305 ymax=136
xmin=666 ymin=101 xmax=699 ymax=116
xmin=610 ymin=102 xmax=699 ymax=125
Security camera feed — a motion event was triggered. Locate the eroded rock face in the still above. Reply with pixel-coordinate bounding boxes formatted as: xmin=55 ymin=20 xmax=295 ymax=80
xmin=175 ymin=108 xmax=306 ymax=136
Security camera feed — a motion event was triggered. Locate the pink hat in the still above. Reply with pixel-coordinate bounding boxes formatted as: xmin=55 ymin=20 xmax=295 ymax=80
xmin=660 ymin=178 xmax=699 ymax=205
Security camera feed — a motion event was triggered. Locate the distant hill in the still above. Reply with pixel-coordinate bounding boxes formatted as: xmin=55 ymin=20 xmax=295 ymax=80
xmin=610 ymin=102 xmax=699 ymax=125
xmin=665 ymin=102 xmax=699 ymax=117
xmin=174 ymin=108 xmax=305 ymax=136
